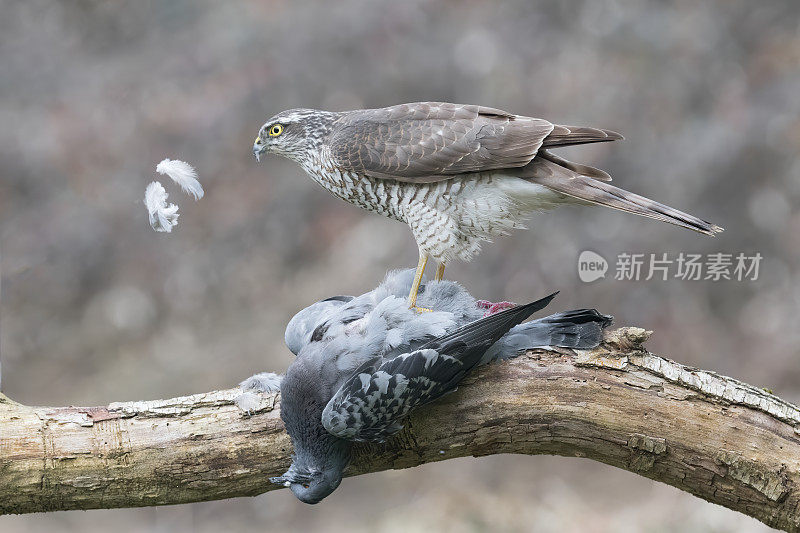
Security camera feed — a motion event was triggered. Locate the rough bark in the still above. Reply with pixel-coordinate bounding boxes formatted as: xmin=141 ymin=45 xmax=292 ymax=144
xmin=1 ymin=328 xmax=799 ymax=531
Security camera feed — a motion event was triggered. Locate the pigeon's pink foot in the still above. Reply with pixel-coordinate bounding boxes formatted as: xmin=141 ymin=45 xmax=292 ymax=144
xmin=475 ymin=300 xmax=518 ymax=316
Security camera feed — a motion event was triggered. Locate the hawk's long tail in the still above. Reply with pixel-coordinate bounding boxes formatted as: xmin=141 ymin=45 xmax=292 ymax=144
xmin=520 ymin=153 xmax=723 ymax=236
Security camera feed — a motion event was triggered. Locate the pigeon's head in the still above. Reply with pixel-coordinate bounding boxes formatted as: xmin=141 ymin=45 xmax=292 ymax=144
xmin=253 ymin=108 xmax=338 ymax=164
xmin=284 ymin=295 xmax=354 ymax=355
xmin=270 ymin=465 xmax=343 ymax=505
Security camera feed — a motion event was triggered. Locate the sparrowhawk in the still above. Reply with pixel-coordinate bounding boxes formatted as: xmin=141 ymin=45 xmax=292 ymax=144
xmin=253 ymin=102 xmax=722 ymax=310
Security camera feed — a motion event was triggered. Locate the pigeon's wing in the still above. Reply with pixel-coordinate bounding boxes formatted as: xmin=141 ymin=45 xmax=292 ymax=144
xmin=329 ymin=102 xmax=556 ymax=183
xmin=321 ymin=293 xmax=557 ymax=441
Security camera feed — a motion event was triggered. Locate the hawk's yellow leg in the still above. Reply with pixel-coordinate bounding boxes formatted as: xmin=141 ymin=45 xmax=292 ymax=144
xmin=408 ymin=254 xmax=431 ymax=312
xmin=434 ymin=263 xmax=446 ymax=281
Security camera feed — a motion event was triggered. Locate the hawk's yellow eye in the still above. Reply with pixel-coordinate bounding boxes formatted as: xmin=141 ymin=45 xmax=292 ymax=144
xmin=269 ymin=124 xmax=283 ymax=137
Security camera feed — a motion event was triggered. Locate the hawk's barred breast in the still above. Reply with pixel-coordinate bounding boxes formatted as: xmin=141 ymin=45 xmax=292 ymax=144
xmin=303 ymin=145 xmax=563 ymax=262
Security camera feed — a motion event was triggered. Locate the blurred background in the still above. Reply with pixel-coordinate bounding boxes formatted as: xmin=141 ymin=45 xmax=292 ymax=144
xmin=1 ymin=0 xmax=799 ymax=531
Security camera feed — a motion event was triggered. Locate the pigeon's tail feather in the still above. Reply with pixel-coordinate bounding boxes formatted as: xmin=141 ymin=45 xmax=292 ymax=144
xmin=521 ymin=156 xmax=723 ymax=236
xmin=481 ymin=309 xmax=613 ymax=364
xmin=530 ymin=309 xmax=613 ymax=350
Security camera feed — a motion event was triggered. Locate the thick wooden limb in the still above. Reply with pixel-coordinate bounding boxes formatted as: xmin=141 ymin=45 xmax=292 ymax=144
xmin=2 ymin=328 xmax=799 ymax=531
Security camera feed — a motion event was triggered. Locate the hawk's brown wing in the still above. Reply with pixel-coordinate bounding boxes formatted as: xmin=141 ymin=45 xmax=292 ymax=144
xmin=328 ymin=102 xmax=555 ymax=183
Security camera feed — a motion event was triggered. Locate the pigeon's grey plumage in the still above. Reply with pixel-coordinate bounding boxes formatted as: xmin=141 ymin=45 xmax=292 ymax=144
xmin=252 ymin=102 xmax=722 ymax=308
xmin=320 ymin=295 xmax=556 ymax=442
xmin=238 ymin=270 xmax=611 ymax=504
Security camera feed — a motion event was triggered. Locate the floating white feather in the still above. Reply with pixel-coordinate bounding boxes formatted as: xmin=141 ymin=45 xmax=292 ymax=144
xmin=156 ymin=158 xmax=204 ymax=200
xmin=144 ymin=181 xmax=180 ymax=233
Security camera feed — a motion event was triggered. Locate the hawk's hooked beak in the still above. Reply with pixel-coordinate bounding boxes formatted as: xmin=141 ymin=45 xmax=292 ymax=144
xmin=253 ymin=136 xmax=265 ymax=162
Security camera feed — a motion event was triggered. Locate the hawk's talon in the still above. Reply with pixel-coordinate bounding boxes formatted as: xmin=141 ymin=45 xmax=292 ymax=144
xmin=413 ymin=306 xmax=433 ymax=313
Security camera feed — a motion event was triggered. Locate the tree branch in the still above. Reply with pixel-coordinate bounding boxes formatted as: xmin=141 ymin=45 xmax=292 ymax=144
xmin=2 ymin=328 xmax=799 ymax=531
